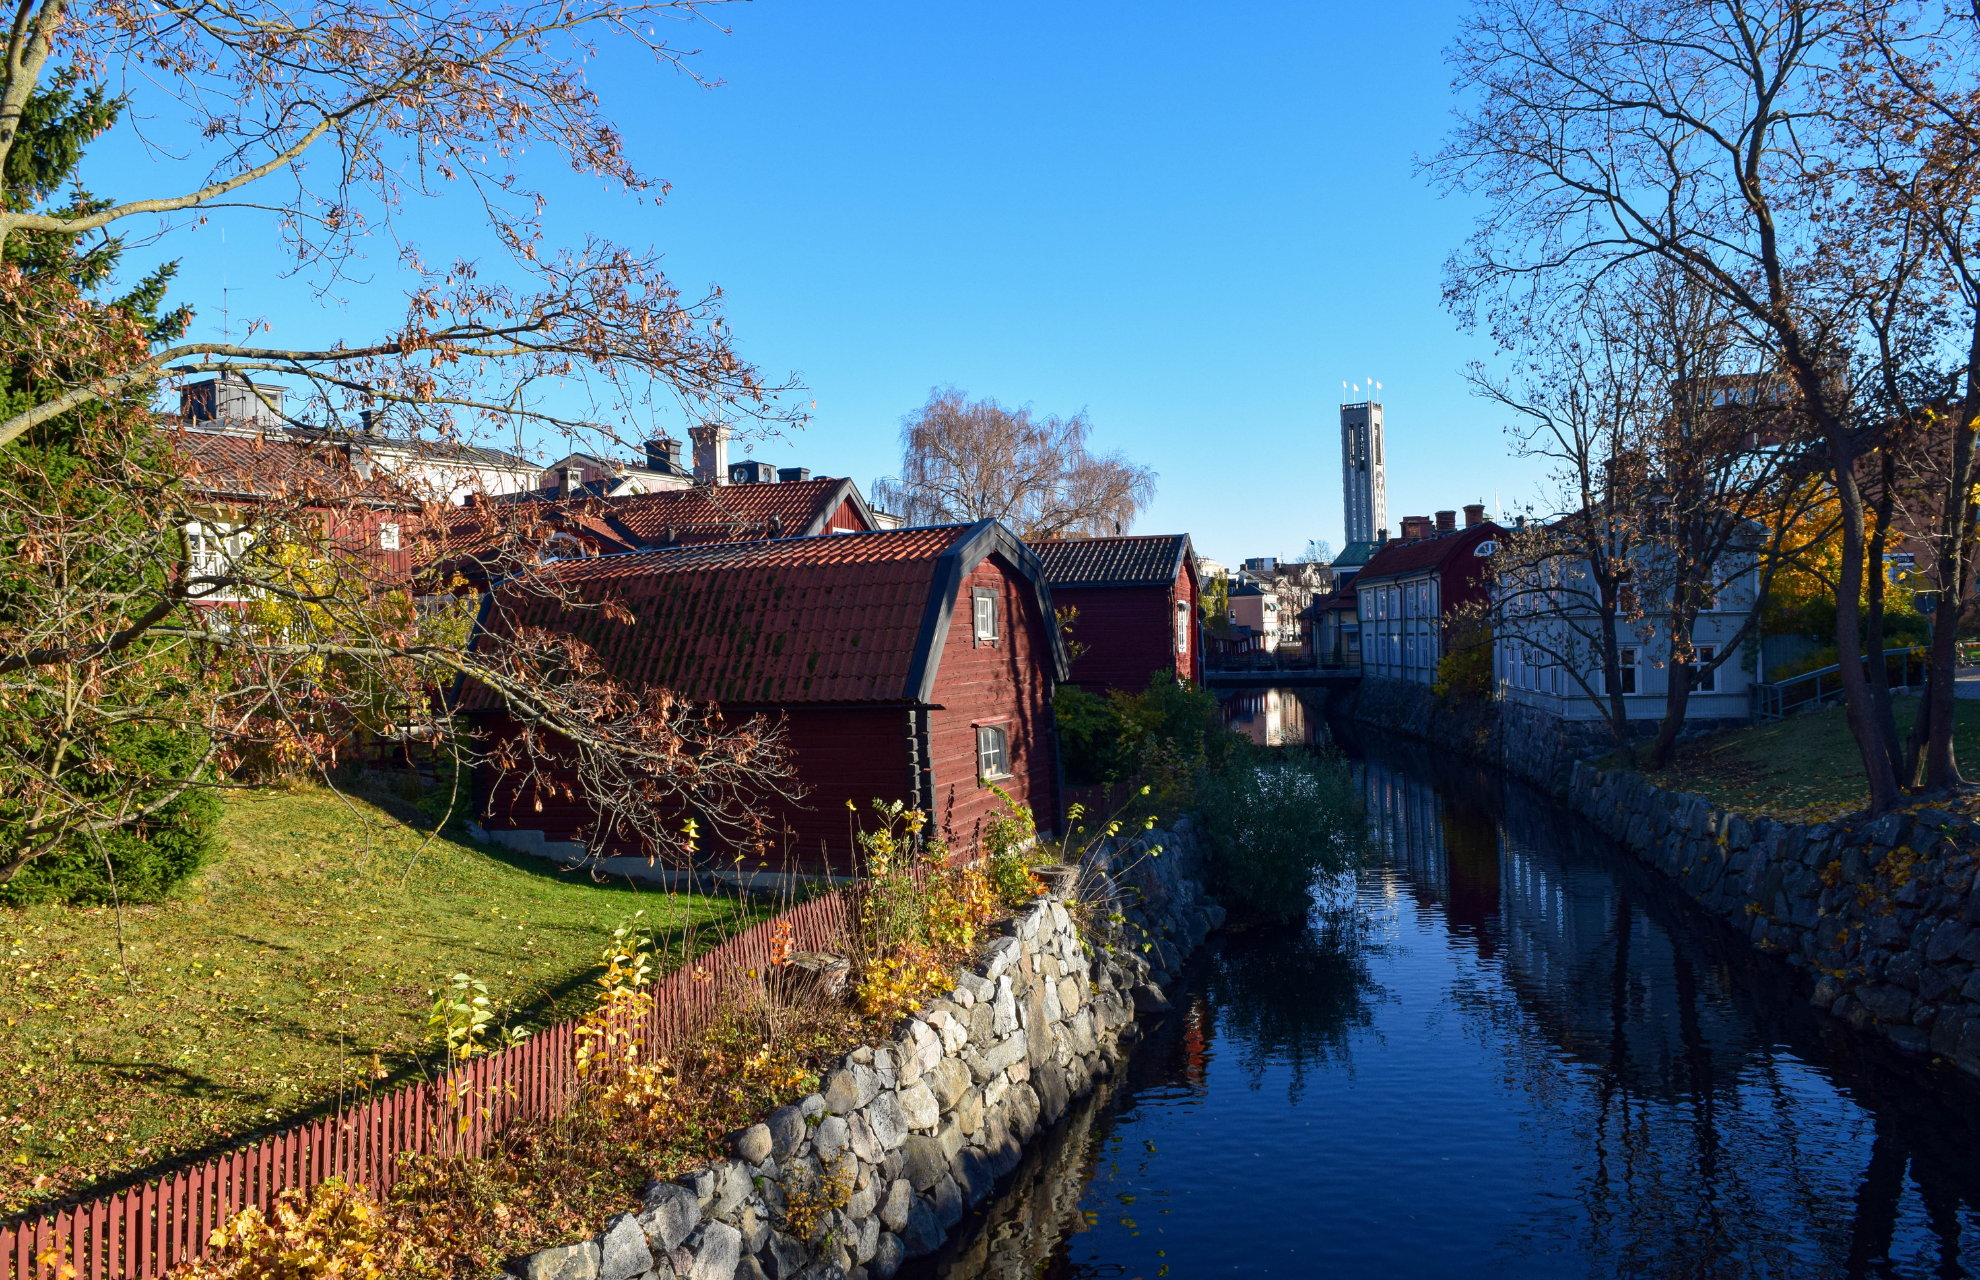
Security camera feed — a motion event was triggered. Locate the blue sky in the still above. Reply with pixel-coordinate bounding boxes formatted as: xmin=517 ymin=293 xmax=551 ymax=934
xmin=96 ymin=0 xmax=1550 ymax=565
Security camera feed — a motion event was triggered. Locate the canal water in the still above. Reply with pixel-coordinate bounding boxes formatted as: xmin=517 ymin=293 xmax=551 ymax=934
xmin=905 ymin=700 xmax=1980 ymax=1278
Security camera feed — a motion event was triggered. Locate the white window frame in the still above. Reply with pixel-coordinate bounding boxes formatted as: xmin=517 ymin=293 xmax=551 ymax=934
xmin=184 ymin=521 xmax=251 ymax=600
xmin=379 ymin=522 xmax=402 ymax=552
xmin=972 ymin=589 xmax=999 ymax=646
xmin=1689 ymin=645 xmax=1718 ymax=694
xmin=1604 ymin=647 xmax=1639 ymax=696
xmin=976 ymin=723 xmax=1011 ymax=781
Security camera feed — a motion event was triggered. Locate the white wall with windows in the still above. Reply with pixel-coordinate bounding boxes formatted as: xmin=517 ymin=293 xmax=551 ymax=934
xmin=1493 ymin=553 xmax=1757 ymax=722
xmin=1357 ymin=571 xmax=1444 ymax=685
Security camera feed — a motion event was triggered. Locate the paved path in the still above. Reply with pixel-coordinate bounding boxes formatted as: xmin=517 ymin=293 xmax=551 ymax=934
xmin=1957 ymin=666 xmax=1980 ymax=699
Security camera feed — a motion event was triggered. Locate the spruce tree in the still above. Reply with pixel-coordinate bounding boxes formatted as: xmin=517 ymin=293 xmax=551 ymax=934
xmin=0 ymin=73 xmax=218 ymax=904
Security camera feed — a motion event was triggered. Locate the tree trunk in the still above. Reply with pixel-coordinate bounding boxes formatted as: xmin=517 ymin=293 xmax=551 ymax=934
xmin=1599 ymin=598 xmax=1634 ymax=763
xmin=1648 ymin=601 xmax=1697 ymax=770
xmin=1924 ymin=387 xmax=1979 ymax=791
xmin=1864 ymin=448 xmax=1902 ymax=782
xmin=1832 ymin=453 xmax=1905 ymax=814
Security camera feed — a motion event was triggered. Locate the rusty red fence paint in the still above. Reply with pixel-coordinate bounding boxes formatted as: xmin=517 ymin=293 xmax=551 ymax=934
xmin=2 ymin=889 xmax=856 ymax=1280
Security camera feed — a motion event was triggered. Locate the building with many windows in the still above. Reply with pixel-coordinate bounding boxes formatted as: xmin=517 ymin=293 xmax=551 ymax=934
xmin=1354 ymin=506 xmax=1499 ymax=684
xmin=1492 ymin=531 xmax=1759 ymax=729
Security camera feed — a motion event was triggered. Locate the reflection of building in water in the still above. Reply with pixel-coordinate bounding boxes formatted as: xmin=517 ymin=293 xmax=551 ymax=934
xmin=1220 ymin=687 xmax=1312 ymax=746
xmin=1362 ymin=763 xmax=1501 ymax=959
xmin=1361 ymin=759 xmax=1753 ymax=1097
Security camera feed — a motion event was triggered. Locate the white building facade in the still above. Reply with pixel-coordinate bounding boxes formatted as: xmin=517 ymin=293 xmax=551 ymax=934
xmin=1493 ymin=549 xmax=1759 ymax=725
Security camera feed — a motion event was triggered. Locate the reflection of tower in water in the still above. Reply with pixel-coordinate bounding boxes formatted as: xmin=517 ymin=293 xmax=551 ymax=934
xmin=1220 ymin=688 xmax=1313 ymax=746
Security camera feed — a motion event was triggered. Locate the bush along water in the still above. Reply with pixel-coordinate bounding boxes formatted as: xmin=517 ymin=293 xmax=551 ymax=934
xmin=1196 ymin=742 xmax=1367 ymax=924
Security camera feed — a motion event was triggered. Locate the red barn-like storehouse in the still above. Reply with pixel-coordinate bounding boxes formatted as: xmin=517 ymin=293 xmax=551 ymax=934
xmin=1027 ymin=534 xmax=1201 ymax=692
xmin=465 ymin=521 xmax=1068 ymax=870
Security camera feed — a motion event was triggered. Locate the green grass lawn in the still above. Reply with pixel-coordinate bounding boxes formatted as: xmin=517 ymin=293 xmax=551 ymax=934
xmin=0 ymin=780 xmax=758 ymax=1215
xmin=1594 ymin=694 xmax=1980 ymax=824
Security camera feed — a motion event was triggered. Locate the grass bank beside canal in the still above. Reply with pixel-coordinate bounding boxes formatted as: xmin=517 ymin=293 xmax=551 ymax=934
xmin=0 ymin=781 xmax=757 ymax=1215
xmin=1590 ymin=696 xmax=1980 ymax=825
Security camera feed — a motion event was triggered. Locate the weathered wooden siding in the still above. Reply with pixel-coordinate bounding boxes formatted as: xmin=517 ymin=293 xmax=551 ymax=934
xmin=823 ymin=498 xmax=869 ymax=534
xmin=472 ymin=706 xmax=912 ymax=872
xmin=926 ymin=556 xmax=1060 ymax=845
xmin=1050 ymin=556 xmax=1200 ymax=691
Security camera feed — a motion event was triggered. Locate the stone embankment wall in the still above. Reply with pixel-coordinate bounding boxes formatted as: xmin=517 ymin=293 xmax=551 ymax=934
xmin=510 ymin=820 xmax=1223 ymax=1280
xmin=1566 ymin=763 xmax=1980 ymax=1074
xmin=1349 ymin=676 xmax=1746 ymax=794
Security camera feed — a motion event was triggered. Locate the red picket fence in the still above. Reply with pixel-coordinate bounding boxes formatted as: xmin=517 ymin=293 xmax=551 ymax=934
xmin=1 ymin=889 xmax=857 ymax=1280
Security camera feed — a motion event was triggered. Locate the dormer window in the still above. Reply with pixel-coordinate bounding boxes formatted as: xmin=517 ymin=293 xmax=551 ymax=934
xmin=972 ymin=589 xmax=998 ymax=645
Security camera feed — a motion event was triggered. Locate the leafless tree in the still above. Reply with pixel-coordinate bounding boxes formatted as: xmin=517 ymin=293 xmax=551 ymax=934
xmin=872 ymin=387 xmax=1156 ymax=540
xmin=1433 ymin=0 xmax=1917 ymax=810
xmin=1470 ymin=283 xmax=1660 ymax=758
xmin=0 ymin=0 xmax=811 ymax=887
xmin=1840 ymin=3 xmax=1980 ymax=790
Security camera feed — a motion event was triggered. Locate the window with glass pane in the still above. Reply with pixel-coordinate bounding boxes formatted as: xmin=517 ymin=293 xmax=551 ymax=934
xmin=973 ymin=591 xmax=998 ymax=644
xmin=1688 ymin=645 xmax=1717 ymax=693
xmin=976 ymin=724 xmax=1010 ymax=779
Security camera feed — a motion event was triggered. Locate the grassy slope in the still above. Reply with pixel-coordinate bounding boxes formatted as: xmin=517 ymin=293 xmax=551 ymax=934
xmin=1598 ymin=695 xmax=1980 ymax=824
xmin=0 ymin=782 xmax=756 ymax=1214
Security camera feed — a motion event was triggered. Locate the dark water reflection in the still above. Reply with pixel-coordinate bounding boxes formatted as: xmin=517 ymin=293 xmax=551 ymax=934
xmin=907 ymin=719 xmax=1980 ymax=1279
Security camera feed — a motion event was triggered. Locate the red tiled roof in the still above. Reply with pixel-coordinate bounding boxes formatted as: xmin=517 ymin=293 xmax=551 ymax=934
xmin=1353 ymin=523 xmax=1503 ymax=584
xmin=604 ymin=478 xmax=872 ymax=547
xmin=464 ymin=521 xmax=1065 ymax=707
xmin=174 ymin=426 xmax=420 ymax=508
xmin=415 ymin=504 xmax=638 ymax=582
xmin=1026 ymin=534 xmax=1193 ymax=588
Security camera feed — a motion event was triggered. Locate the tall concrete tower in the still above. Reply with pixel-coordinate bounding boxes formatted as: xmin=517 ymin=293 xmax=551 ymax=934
xmin=1340 ymin=397 xmax=1387 ymax=544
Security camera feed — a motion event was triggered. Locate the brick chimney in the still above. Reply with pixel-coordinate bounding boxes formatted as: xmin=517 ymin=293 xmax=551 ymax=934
xmin=1464 ymin=503 xmax=1485 ymax=528
xmin=1400 ymin=515 xmax=1433 ymax=541
xmin=1435 ymin=510 xmax=1456 ymax=534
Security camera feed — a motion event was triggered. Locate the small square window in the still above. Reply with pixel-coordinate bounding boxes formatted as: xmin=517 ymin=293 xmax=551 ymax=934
xmin=976 ymin=724 xmax=1010 ymax=780
xmin=379 ymin=522 xmax=401 ymax=551
xmin=1688 ymin=645 xmax=1718 ymax=694
xmin=972 ymin=590 xmax=998 ymax=645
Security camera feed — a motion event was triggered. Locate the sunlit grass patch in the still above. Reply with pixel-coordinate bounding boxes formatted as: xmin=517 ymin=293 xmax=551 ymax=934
xmin=0 ymin=780 xmax=757 ymax=1214
xmin=1590 ymin=695 xmax=1980 ymax=824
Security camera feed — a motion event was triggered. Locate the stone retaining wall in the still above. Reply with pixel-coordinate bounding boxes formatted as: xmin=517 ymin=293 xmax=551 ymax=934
xmin=508 ymin=820 xmax=1223 ymax=1280
xmin=1349 ymin=677 xmax=1758 ymax=794
xmin=1565 ymin=763 xmax=1980 ymax=1074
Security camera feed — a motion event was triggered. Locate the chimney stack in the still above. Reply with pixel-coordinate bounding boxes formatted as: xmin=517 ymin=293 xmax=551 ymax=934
xmin=1435 ymin=510 xmax=1456 ymax=534
xmin=644 ymin=437 xmax=684 ymax=474
xmin=777 ymin=467 xmax=811 ymax=484
xmin=691 ymin=424 xmax=731 ymax=485
xmin=1463 ymin=503 xmax=1485 ymax=528
xmin=1400 ymin=515 xmax=1432 ymax=541
xmin=359 ymin=408 xmax=383 ymax=436
xmin=560 ymin=465 xmax=583 ymax=497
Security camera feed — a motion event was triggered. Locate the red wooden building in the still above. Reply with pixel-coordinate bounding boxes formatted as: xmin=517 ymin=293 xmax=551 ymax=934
xmin=465 ymin=520 xmax=1068 ymax=869
xmin=1026 ymin=534 xmax=1201 ymax=691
